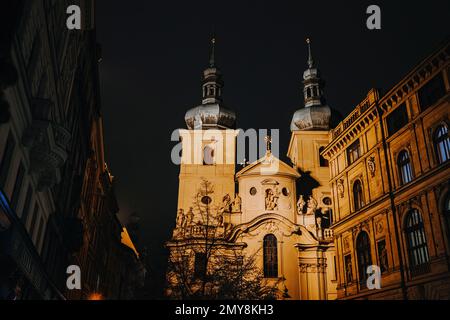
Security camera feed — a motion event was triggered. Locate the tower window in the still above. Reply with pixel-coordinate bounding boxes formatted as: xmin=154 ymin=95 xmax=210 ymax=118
xmin=356 ymin=231 xmax=372 ymax=286
xmin=347 ymin=139 xmax=361 ymax=165
xmin=352 ymin=179 xmax=364 ymax=211
xmin=397 ymin=150 xmax=413 ymax=185
xmin=434 ymin=124 xmax=450 ymax=164
xmin=263 ymin=234 xmax=278 ymax=278
xmin=319 ymin=146 xmax=328 ymax=167
xmin=405 ymin=209 xmax=430 ymax=275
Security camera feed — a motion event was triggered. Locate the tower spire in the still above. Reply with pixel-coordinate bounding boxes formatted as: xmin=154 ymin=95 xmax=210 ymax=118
xmin=306 ymin=38 xmax=314 ymax=68
xmin=209 ymin=35 xmax=216 ymax=68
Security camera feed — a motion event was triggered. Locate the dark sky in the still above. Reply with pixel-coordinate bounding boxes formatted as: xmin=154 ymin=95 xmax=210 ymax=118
xmin=95 ymin=0 xmax=449 ymax=297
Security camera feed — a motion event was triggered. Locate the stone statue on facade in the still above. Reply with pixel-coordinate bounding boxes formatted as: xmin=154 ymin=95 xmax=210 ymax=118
xmin=219 ymin=193 xmax=232 ymax=214
xmin=297 ymin=195 xmax=306 ymax=214
xmin=184 ymin=207 xmax=194 ymax=228
xmin=306 ymin=196 xmax=318 ymax=215
xmin=176 ymin=209 xmax=185 ymax=228
xmin=232 ymin=193 xmax=242 ymax=212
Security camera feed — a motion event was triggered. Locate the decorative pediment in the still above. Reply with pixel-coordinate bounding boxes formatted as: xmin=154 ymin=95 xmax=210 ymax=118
xmin=236 ymin=154 xmax=300 ymax=179
xmin=227 ymin=213 xmax=318 ymax=245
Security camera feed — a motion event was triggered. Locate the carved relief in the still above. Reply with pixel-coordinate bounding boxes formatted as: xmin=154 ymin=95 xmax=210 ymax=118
xmin=337 ymin=179 xmax=345 ymax=198
xmin=265 ymin=221 xmax=279 ymax=234
xmin=265 ymin=188 xmax=280 ymax=210
xmin=343 ymin=237 xmax=350 ymax=252
xmin=376 ymin=221 xmax=384 ymax=234
xmin=367 ymin=156 xmax=376 ymax=177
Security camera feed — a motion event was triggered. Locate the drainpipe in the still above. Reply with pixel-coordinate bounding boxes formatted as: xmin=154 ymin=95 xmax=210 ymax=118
xmin=376 ymin=102 xmax=408 ymax=300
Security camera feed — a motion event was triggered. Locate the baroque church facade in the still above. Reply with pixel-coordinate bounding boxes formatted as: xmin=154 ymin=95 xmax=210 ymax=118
xmin=166 ymin=38 xmax=338 ymax=300
xmin=166 ymin=38 xmax=450 ymax=300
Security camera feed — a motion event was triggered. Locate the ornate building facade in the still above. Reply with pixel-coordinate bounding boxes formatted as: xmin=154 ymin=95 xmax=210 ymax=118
xmin=0 ymin=0 xmax=145 ymax=300
xmin=322 ymin=41 xmax=450 ymax=299
xmin=166 ymin=38 xmax=337 ymax=300
xmin=167 ymin=38 xmax=450 ymax=300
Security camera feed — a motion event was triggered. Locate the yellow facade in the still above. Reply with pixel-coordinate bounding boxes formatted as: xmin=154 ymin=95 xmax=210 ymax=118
xmin=166 ymin=39 xmax=449 ymax=300
xmin=322 ymin=42 xmax=450 ymax=299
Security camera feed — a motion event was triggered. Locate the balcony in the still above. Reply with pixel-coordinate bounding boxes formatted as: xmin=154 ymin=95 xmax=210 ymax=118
xmin=0 ymin=188 xmax=65 ymax=299
xmin=22 ymin=98 xmax=71 ymax=190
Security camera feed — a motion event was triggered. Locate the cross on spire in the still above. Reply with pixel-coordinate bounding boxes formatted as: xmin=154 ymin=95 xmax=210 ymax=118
xmin=264 ymin=136 xmax=272 ymax=153
xmin=209 ymin=34 xmax=216 ymax=67
xmin=306 ymin=38 xmax=314 ymax=68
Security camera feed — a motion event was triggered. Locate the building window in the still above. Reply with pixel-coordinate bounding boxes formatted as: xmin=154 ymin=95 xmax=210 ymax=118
xmin=263 ymin=234 xmax=278 ymax=278
xmin=281 ymin=187 xmax=289 ymax=196
xmin=405 ymin=209 xmax=430 ymax=274
xmin=418 ymin=72 xmax=446 ymax=111
xmin=249 ymin=187 xmax=257 ymax=196
xmin=11 ymin=162 xmax=25 ymax=210
xmin=386 ymin=103 xmax=409 ymax=136
xmin=347 ymin=139 xmax=361 ymax=165
xmin=0 ymin=133 xmax=16 ymax=188
xmin=397 ymin=150 xmax=413 ymax=185
xmin=352 ymin=179 xmax=364 ymax=211
xmin=356 ymin=231 xmax=372 ymax=285
xmin=434 ymin=125 xmax=450 ymax=164
xmin=194 ymin=252 xmax=207 ymax=278
xmin=319 ymin=146 xmax=328 ymax=167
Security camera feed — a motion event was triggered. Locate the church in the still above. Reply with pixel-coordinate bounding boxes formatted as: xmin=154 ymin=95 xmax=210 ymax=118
xmin=165 ymin=37 xmax=450 ymax=300
xmin=165 ymin=37 xmax=338 ymax=300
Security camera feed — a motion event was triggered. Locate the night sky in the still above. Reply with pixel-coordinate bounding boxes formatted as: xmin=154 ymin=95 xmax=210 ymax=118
xmin=95 ymin=0 xmax=449 ymax=297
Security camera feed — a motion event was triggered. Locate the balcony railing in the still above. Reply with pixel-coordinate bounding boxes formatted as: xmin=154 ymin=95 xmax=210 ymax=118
xmin=331 ymin=89 xmax=379 ymax=141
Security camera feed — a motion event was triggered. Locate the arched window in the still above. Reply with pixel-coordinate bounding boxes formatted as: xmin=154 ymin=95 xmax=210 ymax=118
xmin=306 ymin=87 xmax=311 ymax=99
xmin=434 ymin=125 xmax=450 ymax=164
xmin=353 ymin=180 xmax=364 ymax=211
xmin=263 ymin=234 xmax=278 ymax=278
xmin=356 ymin=232 xmax=372 ymax=284
xmin=397 ymin=150 xmax=413 ymax=185
xmin=405 ymin=209 xmax=430 ymax=273
xmin=319 ymin=146 xmax=328 ymax=167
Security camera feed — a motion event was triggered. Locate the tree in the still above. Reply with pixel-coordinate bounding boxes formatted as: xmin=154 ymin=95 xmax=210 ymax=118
xmin=165 ymin=178 xmax=279 ymax=300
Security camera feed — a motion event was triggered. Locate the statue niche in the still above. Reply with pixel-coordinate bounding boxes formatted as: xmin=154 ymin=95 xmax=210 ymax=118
xmin=265 ymin=188 xmax=280 ymax=211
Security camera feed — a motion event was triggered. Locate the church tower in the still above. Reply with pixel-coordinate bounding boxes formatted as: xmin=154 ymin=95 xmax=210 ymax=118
xmin=177 ymin=36 xmax=239 ymax=224
xmin=287 ymin=39 xmax=339 ymax=299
